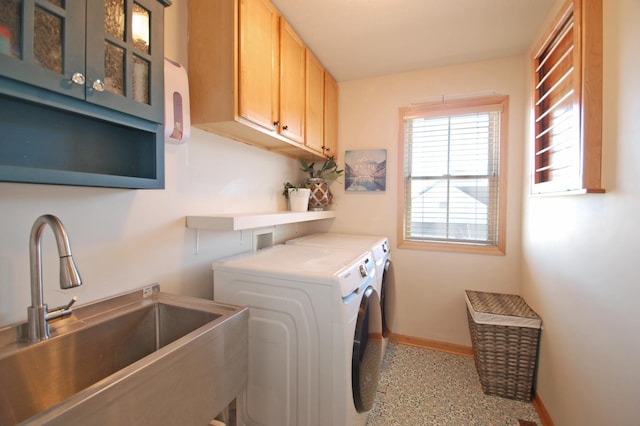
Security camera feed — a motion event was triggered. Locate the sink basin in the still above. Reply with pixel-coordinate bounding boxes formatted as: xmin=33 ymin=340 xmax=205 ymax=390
xmin=0 ymin=286 xmax=248 ymax=425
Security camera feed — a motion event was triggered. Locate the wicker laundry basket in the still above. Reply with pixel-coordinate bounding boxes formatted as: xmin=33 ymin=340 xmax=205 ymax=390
xmin=465 ymin=290 xmax=542 ymax=401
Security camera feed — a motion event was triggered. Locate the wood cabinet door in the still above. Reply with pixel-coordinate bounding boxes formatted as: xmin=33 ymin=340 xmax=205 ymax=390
xmin=238 ymin=0 xmax=279 ymax=131
xmin=279 ymin=18 xmax=305 ymax=144
xmin=324 ymin=72 xmax=339 ymax=159
xmin=305 ymin=49 xmax=324 ymax=154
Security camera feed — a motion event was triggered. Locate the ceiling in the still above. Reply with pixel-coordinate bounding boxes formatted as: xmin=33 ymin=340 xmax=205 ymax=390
xmin=271 ymin=0 xmax=557 ymax=82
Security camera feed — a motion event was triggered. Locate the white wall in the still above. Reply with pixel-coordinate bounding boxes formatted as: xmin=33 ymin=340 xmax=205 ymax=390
xmin=330 ymin=56 xmax=527 ymax=345
xmin=520 ymin=0 xmax=640 ymax=424
xmin=0 ymin=0 xmax=310 ymax=327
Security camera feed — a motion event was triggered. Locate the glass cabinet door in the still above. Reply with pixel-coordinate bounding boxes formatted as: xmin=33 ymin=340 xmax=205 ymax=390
xmin=0 ymin=0 xmax=86 ymax=99
xmin=86 ymin=0 xmax=164 ymax=123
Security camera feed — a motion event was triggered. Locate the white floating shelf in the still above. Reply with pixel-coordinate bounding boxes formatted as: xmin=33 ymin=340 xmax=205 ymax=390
xmin=186 ymin=211 xmax=337 ymax=231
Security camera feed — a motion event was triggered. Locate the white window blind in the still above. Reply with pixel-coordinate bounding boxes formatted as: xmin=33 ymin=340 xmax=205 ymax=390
xmin=400 ymin=99 xmax=505 ymax=250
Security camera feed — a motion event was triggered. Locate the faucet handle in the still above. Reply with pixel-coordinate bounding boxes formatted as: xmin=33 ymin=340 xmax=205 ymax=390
xmin=61 ymin=295 xmax=78 ymax=310
xmin=46 ymin=296 xmax=78 ymax=321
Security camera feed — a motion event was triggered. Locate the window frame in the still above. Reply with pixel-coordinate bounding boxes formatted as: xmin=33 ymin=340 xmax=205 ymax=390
xmin=530 ymin=0 xmax=604 ymax=195
xmin=397 ymin=96 xmax=509 ymax=255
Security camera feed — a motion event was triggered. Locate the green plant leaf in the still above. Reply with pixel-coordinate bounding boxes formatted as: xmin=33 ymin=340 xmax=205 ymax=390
xmin=299 ymin=157 xmax=344 ymax=180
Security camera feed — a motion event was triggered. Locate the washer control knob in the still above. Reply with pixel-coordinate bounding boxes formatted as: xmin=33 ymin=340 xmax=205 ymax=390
xmin=359 ymin=264 xmax=368 ymax=278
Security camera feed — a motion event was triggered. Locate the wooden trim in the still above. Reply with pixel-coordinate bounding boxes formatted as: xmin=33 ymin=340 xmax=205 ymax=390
xmin=533 ymin=392 xmax=555 ymax=426
xmin=531 ymin=0 xmax=575 ymax=60
xmin=530 ymin=187 xmax=605 ymax=197
xmin=396 ymin=106 xmax=407 ymax=257
xmin=580 ymin=0 xmax=603 ymax=191
xmin=389 ymin=332 xmax=474 ymax=357
xmin=397 ymin=240 xmax=506 ymax=255
xmin=397 ymin=96 xmax=509 ymax=255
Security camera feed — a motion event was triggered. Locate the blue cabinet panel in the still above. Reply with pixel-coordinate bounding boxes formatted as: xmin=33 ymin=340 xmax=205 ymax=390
xmin=0 ymin=0 xmax=170 ymax=189
xmin=0 ymin=1 xmax=86 ymax=101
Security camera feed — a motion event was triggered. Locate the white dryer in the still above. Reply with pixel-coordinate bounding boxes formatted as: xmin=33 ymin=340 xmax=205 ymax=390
xmin=213 ymin=245 xmax=382 ymax=426
xmin=286 ymin=233 xmax=391 ymax=338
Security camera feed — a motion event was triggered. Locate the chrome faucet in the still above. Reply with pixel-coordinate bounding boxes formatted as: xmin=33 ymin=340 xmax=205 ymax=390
xmin=27 ymin=214 xmax=82 ymax=342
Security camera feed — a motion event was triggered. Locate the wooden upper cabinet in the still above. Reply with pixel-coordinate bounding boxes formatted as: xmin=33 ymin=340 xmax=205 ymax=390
xmin=238 ymin=0 xmax=279 ymax=131
xmin=279 ymin=18 xmax=305 ymax=144
xmin=324 ymin=72 xmax=339 ymax=159
xmin=188 ymin=0 xmax=336 ymax=160
xmin=305 ymin=50 xmax=325 ymax=154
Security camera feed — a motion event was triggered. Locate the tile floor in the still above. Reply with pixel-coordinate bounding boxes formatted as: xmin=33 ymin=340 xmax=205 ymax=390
xmin=366 ymin=343 xmax=541 ymax=426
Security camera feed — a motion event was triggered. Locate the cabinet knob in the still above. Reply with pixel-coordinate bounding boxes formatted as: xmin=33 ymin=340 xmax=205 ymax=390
xmin=273 ymin=121 xmax=280 ymax=129
xmin=282 ymin=125 xmax=289 ymax=131
xmin=70 ymin=72 xmax=86 ymax=85
xmin=91 ymin=79 xmax=105 ymax=92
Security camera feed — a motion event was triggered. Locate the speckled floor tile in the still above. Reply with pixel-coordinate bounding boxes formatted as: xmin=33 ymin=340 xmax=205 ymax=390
xmin=366 ymin=343 xmax=540 ymax=426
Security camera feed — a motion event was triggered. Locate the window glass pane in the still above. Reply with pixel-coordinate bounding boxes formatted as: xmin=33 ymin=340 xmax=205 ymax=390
xmin=105 ymin=0 xmax=125 ymax=41
xmin=449 ymin=114 xmax=490 ymax=175
xmin=132 ymin=54 xmax=149 ymax=104
xmin=402 ymin=102 xmax=503 ymax=248
xmin=132 ymin=3 xmax=150 ymax=53
xmin=408 ymin=177 xmax=492 ymax=243
xmin=104 ymin=42 xmax=124 ymax=96
xmin=34 ymin=6 xmax=63 ymax=74
xmin=0 ymin=0 xmax=22 ymax=58
xmin=408 ymin=178 xmax=448 ymax=239
xmin=409 ymin=117 xmax=449 ymax=177
xmin=449 ymin=178 xmax=491 ymax=241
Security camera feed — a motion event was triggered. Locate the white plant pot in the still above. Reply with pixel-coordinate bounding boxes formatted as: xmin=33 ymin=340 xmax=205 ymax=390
xmin=288 ymin=188 xmax=311 ymax=212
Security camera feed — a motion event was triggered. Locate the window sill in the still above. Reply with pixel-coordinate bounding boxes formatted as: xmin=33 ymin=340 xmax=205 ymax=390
xmin=530 ymin=187 xmax=606 ymax=197
xmin=398 ymin=240 xmax=505 ymax=256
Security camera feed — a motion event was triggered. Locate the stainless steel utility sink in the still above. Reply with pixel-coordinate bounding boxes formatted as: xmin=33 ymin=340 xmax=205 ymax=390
xmin=0 ymin=286 xmax=248 ymax=426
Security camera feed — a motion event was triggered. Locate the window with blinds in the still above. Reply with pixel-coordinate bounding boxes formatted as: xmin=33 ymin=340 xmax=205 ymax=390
xmin=531 ymin=0 xmax=603 ymax=194
xmin=398 ymin=96 xmax=508 ymax=255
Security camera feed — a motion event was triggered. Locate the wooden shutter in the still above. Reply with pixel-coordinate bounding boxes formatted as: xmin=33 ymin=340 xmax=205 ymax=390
xmin=531 ymin=0 xmax=603 ymax=194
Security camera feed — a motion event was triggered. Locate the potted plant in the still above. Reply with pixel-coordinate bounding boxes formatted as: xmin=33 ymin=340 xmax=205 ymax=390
xmin=282 ymin=182 xmax=311 ymax=212
xmin=299 ymin=157 xmax=344 ymax=211
xmin=282 ymin=182 xmax=304 ymax=199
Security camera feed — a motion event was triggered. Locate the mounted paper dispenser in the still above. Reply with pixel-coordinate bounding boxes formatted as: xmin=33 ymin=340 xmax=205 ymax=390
xmin=164 ymin=57 xmax=190 ymax=143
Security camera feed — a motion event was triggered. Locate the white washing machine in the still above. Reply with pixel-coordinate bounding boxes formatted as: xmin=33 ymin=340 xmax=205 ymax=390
xmin=213 ymin=244 xmax=382 ymax=426
xmin=286 ymin=233 xmax=391 ymax=338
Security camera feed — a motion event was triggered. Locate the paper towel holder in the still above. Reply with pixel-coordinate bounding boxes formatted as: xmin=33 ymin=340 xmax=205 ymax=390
xmin=164 ymin=57 xmax=190 ymax=144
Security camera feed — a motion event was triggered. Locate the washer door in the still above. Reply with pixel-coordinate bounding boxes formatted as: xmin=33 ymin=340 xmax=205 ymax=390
xmin=381 ymin=258 xmax=390 ymax=338
xmin=352 ymin=285 xmax=383 ymax=413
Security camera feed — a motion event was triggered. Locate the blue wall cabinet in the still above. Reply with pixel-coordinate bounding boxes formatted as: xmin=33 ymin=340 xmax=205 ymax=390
xmin=0 ymin=0 xmax=171 ymax=189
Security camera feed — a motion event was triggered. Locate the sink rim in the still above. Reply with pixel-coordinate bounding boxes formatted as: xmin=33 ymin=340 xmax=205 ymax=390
xmin=0 ymin=285 xmax=242 ymax=356
xmin=0 ymin=286 xmax=248 ymax=425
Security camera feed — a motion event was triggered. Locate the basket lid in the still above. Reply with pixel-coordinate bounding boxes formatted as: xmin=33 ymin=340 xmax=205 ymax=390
xmin=465 ymin=290 xmax=541 ymax=329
